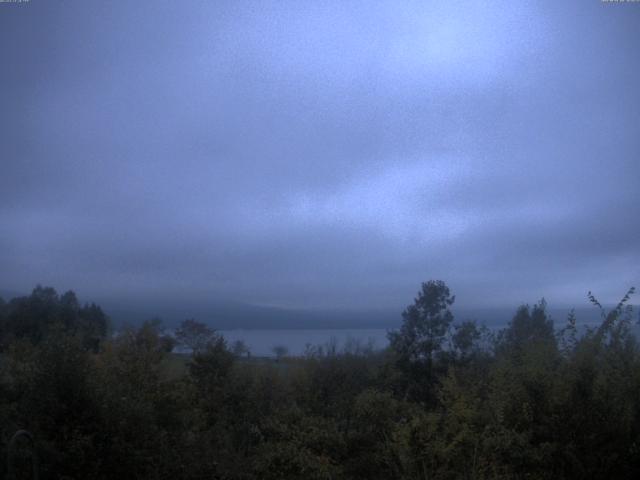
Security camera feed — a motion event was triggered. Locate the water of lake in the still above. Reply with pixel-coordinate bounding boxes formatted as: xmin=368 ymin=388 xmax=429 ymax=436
xmin=201 ymin=308 xmax=635 ymax=357
xmin=218 ymin=328 xmax=390 ymax=357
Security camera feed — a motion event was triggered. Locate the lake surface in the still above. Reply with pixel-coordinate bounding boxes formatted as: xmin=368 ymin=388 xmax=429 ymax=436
xmin=185 ymin=308 xmax=634 ymax=357
xmin=218 ymin=328 xmax=390 ymax=357
xmin=217 ymin=318 xmax=633 ymax=357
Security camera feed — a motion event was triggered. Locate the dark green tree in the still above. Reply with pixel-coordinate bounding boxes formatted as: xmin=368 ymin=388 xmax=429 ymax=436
xmin=175 ymin=318 xmax=217 ymax=354
xmin=387 ymin=280 xmax=455 ymax=402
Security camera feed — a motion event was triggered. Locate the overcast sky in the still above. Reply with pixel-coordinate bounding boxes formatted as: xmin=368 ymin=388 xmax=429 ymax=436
xmin=1 ymin=0 xmax=638 ymax=312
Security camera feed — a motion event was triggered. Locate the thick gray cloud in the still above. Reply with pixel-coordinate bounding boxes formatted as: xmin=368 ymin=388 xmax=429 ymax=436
xmin=1 ymin=0 xmax=638 ymax=313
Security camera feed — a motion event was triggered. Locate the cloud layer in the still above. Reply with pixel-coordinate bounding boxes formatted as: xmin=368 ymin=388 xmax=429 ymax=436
xmin=1 ymin=0 xmax=638 ymax=312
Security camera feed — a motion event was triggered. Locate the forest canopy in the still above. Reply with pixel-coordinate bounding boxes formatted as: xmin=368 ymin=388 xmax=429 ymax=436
xmin=0 ymin=281 xmax=638 ymax=479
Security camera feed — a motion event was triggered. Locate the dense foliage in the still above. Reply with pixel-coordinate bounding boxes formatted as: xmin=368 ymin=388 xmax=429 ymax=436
xmin=0 ymin=281 xmax=638 ymax=479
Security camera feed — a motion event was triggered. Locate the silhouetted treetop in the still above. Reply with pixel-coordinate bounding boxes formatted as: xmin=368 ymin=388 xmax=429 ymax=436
xmin=388 ymin=280 xmax=455 ymax=364
xmin=0 ymin=286 xmax=109 ymax=351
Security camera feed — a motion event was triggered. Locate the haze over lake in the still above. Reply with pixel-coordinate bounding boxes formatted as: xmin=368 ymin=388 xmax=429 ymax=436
xmin=214 ymin=307 xmax=620 ymax=357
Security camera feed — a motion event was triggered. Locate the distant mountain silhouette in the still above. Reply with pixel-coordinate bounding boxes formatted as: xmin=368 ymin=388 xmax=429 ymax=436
xmin=100 ymin=298 xmax=613 ymax=331
xmin=0 ymin=287 xmax=629 ymax=331
xmin=100 ymin=298 xmax=401 ymax=330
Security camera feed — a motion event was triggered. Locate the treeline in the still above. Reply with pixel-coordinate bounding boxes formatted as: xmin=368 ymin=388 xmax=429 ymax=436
xmin=0 ymin=281 xmax=639 ymax=479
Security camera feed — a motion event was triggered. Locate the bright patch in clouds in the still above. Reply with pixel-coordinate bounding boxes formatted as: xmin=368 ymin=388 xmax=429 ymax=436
xmin=285 ymin=159 xmax=475 ymax=243
xmin=384 ymin=1 xmax=548 ymax=85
